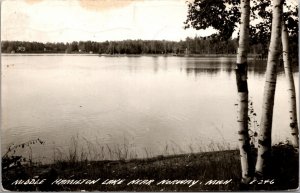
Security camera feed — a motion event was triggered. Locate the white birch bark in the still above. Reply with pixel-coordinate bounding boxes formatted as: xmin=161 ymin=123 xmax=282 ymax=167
xmin=281 ymin=21 xmax=299 ymax=148
xmin=255 ymin=0 xmax=284 ymax=177
xmin=235 ymin=0 xmax=253 ymax=183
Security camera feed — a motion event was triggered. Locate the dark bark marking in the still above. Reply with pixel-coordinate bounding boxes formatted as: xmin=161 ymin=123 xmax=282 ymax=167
xmin=242 ymin=144 xmax=251 ymax=152
xmin=261 ymin=151 xmax=270 ymax=160
xmin=290 ymin=122 xmax=296 ymax=128
xmin=258 ymin=138 xmax=271 ymax=147
xmin=238 ymin=130 xmax=248 ymax=135
xmin=236 ymin=63 xmax=248 ymax=92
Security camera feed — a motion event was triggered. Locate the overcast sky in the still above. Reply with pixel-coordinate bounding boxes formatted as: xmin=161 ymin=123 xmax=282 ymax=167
xmin=1 ymin=0 xmax=218 ymax=43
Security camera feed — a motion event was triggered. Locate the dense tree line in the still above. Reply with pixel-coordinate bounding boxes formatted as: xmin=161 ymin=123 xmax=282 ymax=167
xmin=2 ymin=36 xmax=297 ymax=60
xmin=1 ymin=37 xmax=239 ymax=55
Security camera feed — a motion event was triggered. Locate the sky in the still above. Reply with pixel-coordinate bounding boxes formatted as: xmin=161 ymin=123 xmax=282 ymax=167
xmin=1 ymin=0 xmax=217 ymax=43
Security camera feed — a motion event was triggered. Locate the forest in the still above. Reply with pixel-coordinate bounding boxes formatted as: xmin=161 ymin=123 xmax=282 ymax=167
xmin=2 ymin=36 xmax=294 ymax=57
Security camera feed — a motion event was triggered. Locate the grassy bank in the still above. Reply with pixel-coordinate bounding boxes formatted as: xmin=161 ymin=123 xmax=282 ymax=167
xmin=2 ymin=144 xmax=298 ymax=191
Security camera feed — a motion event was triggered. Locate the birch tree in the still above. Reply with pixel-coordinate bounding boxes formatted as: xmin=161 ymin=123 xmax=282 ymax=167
xmin=184 ymin=0 xmax=298 ymax=180
xmin=281 ymin=21 xmax=299 ymax=148
xmin=235 ymin=0 xmax=253 ymax=183
xmin=255 ymin=0 xmax=284 ymax=177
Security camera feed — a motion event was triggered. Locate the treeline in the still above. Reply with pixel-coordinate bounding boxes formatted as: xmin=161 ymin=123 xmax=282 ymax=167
xmin=1 ymin=36 xmax=294 ymax=57
xmin=1 ymin=37 xmax=240 ymax=55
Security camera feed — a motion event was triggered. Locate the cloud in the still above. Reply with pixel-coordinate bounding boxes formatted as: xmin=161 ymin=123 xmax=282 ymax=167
xmin=2 ymin=0 xmax=214 ymax=42
xmin=78 ymin=0 xmax=138 ymax=11
xmin=24 ymin=0 xmax=44 ymax=4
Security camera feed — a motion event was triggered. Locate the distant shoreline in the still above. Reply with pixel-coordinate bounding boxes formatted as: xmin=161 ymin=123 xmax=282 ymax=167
xmin=1 ymin=53 xmax=263 ymax=59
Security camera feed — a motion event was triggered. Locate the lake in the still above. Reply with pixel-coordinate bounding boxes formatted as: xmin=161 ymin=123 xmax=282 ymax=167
xmin=1 ymin=55 xmax=299 ymax=162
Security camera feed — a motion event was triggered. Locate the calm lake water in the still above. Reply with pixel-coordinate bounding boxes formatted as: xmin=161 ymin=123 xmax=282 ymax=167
xmin=1 ymin=55 xmax=299 ymax=162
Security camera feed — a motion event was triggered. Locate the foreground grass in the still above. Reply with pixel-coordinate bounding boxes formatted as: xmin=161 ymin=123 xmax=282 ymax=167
xmin=2 ymin=144 xmax=298 ymax=191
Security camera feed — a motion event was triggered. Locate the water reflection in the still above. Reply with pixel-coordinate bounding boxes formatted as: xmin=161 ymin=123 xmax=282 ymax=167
xmin=153 ymin=57 xmax=159 ymax=73
xmin=181 ymin=57 xmax=298 ymax=78
xmin=1 ymin=55 xmax=299 ymax=163
xmin=122 ymin=56 xmax=287 ymax=77
xmin=185 ymin=68 xmax=220 ymax=77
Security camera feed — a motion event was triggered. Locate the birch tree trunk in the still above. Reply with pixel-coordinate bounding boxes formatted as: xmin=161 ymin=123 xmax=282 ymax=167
xmin=281 ymin=21 xmax=299 ymax=148
xmin=235 ymin=0 xmax=253 ymax=183
xmin=255 ymin=0 xmax=284 ymax=177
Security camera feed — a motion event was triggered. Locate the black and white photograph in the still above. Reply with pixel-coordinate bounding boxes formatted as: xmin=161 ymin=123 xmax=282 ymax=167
xmin=1 ymin=0 xmax=299 ymax=191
